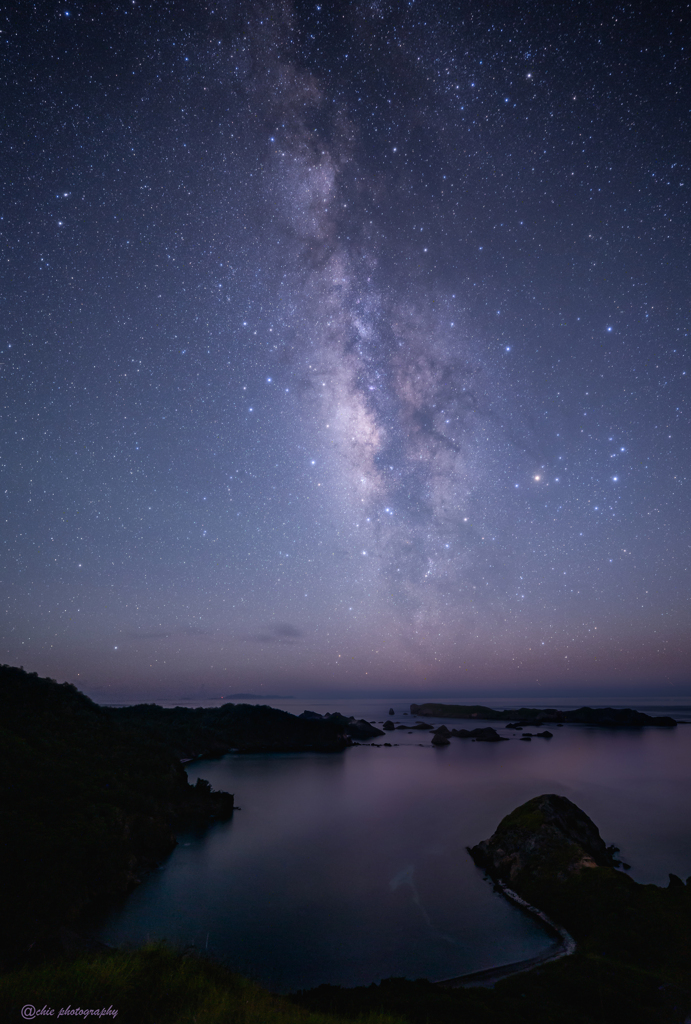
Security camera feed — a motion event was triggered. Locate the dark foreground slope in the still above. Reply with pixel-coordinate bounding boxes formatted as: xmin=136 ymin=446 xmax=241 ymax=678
xmin=410 ymin=702 xmax=678 ymax=726
xmin=0 ymin=665 xmax=345 ymax=961
xmin=0 ymin=945 xmax=382 ymax=1024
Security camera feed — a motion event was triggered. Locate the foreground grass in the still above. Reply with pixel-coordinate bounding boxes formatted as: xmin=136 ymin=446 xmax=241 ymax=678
xmin=3 ymin=943 xmax=690 ymax=1024
xmin=0 ymin=946 xmax=401 ymax=1024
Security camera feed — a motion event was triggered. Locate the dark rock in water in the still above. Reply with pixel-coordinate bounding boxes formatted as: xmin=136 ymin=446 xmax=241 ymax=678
xmin=468 ymin=793 xmax=617 ymax=886
xmin=322 ymin=712 xmax=385 ymax=739
xmin=383 ymin=720 xmax=395 ymax=731
xmin=431 ymin=732 xmax=450 ymax=745
xmin=520 ymin=735 xmax=532 ymax=741
xmin=536 ymin=730 xmax=553 ymax=738
xmin=560 ymin=706 xmax=677 ymax=728
xmin=388 ymin=708 xmax=395 ymax=716
xmin=348 ymin=719 xmax=386 ymax=740
xmin=410 ymin=722 xmax=433 ymax=730
xmin=451 ymin=727 xmax=508 ymax=742
xmin=433 ymin=725 xmax=452 ymax=737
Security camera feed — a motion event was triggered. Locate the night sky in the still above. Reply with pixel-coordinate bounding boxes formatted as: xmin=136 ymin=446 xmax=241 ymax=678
xmin=2 ymin=1 xmax=689 ymax=700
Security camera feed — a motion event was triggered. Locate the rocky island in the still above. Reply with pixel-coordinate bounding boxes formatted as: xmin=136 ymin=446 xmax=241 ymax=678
xmin=410 ymin=702 xmax=678 ymax=727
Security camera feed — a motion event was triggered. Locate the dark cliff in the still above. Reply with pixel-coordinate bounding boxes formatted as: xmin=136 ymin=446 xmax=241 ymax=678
xmin=468 ymin=794 xmax=617 ymax=886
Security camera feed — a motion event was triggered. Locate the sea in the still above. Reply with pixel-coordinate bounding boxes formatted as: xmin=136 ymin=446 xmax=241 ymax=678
xmin=93 ymin=695 xmax=691 ymax=993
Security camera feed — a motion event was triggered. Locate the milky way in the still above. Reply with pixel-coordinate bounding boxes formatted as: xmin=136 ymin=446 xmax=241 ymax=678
xmin=2 ymin=1 xmax=688 ymax=696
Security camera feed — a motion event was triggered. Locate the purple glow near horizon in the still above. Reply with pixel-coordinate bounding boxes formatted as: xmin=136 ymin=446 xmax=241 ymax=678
xmin=2 ymin=3 xmax=688 ymax=699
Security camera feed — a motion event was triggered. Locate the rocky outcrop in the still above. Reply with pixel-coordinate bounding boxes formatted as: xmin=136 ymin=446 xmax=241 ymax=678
xmin=410 ymin=703 xmax=676 ymax=727
xmin=321 ymin=712 xmax=385 ymax=740
xmin=451 ymin=727 xmax=508 ymax=742
xmin=468 ymin=794 xmax=618 ymax=886
xmin=433 ymin=725 xmax=452 ymax=736
xmin=298 ymin=710 xmax=385 ymax=740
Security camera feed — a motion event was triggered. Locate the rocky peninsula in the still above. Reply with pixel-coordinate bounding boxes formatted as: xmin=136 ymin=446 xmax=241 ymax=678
xmin=296 ymin=794 xmax=691 ymax=1023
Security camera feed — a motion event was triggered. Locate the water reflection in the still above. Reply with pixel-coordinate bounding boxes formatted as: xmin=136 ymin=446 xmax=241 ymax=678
xmin=96 ymin=722 xmax=691 ymax=992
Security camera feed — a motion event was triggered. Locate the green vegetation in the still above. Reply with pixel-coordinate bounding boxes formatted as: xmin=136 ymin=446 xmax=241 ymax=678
xmin=1 ymin=939 xmax=689 ymax=1024
xmin=496 ymin=801 xmax=547 ymax=834
xmin=520 ymin=866 xmax=691 ymax=987
xmin=0 ymin=945 xmax=400 ymax=1024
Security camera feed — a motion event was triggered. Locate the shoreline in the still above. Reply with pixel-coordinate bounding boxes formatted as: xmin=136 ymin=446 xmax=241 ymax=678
xmin=435 ymin=882 xmax=576 ymax=989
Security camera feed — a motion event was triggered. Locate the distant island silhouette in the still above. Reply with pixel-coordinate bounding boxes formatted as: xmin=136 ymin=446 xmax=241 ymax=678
xmin=222 ymin=692 xmax=293 ymax=700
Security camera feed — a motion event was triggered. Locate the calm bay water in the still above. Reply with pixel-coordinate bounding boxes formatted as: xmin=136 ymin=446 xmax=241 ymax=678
xmin=96 ymin=698 xmax=691 ymax=992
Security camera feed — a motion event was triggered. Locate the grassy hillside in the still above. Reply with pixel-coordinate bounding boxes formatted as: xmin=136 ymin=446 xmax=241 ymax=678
xmin=0 ymin=945 xmax=400 ymax=1024
xmin=1 ymin=940 xmax=689 ymax=1024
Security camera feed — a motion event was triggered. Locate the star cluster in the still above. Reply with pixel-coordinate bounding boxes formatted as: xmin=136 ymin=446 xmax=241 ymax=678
xmin=1 ymin=1 xmax=688 ymax=697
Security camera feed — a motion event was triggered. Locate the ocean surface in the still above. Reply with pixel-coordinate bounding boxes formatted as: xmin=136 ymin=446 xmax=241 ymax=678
xmin=95 ymin=696 xmax=691 ymax=993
